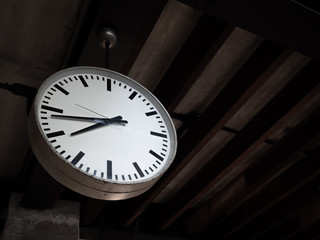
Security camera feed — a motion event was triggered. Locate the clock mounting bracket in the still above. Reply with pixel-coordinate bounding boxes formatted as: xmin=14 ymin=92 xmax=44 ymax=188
xmin=97 ymin=27 xmax=117 ymax=49
xmin=97 ymin=27 xmax=117 ymax=69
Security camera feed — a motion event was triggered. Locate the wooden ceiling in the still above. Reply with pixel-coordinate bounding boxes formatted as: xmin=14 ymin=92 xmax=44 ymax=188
xmin=0 ymin=0 xmax=320 ymax=239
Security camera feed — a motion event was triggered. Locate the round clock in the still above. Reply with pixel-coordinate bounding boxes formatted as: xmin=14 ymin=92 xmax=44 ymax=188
xmin=28 ymin=67 xmax=177 ymax=200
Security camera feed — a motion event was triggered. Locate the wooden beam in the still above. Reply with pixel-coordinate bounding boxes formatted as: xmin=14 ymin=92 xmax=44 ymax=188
xmin=157 ymin=61 xmax=320 ymax=231
xmin=80 ymin=197 xmax=107 ymax=226
xmin=221 ymin=144 xmax=320 ymax=239
xmin=123 ymin=40 xmax=286 ymax=228
xmin=120 ymin=0 xmax=168 ymax=75
xmin=20 ymin=162 xmax=64 ymax=209
xmin=286 ymin=219 xmax=320 ymax=240
xmin=185 ymin=102 xmax=320 ymax=234
xmin=127 ymin=0 xmax=202 ymax=91
xmin=184 ymin=174 xmax=247 ymax=235
xmin=153 ymin=15 xmax=234 ymax=113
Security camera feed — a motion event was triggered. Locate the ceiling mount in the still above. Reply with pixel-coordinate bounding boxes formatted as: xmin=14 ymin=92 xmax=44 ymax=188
xmin=97 ymin=28 xmax=118 ymax=49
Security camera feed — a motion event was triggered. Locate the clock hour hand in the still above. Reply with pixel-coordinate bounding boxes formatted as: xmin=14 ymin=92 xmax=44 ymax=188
xmin=70 ymin=122 xmax=105 ymax=136
xmin=94 ymin=118 xmax=128 ymax=126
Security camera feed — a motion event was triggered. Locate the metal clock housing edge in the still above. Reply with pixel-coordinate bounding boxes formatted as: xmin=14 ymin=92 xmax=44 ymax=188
xmin=28 ymin=66 xmax=178 ymax=200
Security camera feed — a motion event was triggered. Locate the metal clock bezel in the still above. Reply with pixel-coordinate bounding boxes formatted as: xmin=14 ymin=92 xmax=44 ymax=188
xmin=28 ymin=66 xmax=177 ymax=200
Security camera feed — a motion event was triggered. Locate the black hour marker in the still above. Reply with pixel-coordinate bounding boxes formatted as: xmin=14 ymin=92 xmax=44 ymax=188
xmin=93 ymin=170 xmax=97 ymax=176
xmin=54 ymin=84 xmax=69 ymax=95
xmin=46 ymin=130 xmax=65 ymax=138
xmin=129 ymin=91 xmax=138 ymax=100
xmin=86 ymin=167 xmax=90 ymax=173
xmin=149 ymin=150 xmax=164 ymax=161
xmin=107 ymin=160 xmax=112 ymax=179
xmin=41 ymin=105 xmax=63 ymax=113
xmin=107 ymin=78 xmax=111 ymax=91
xmin=71 ymin=151 xmax=85 ymax=165
xmin=79 ymin=75 xmax=88 ymax=87
xmin=145 ymin=111 xmax=157 ymax=116
xmin=133 ymin=162 xmax=144 ymax=178
xmin=150 ymin=131 xmax=167 ymax=138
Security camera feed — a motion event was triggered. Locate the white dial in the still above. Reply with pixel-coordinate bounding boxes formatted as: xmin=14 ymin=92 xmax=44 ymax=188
xmin=28 ymin=67 xmax=177 ymax=200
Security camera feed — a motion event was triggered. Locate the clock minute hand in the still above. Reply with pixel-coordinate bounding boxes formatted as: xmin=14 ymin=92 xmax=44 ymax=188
xmin=70 ymin=116 xmax=128 ymax=136
xmin=51 ymin=114 xmax=123 ymax=122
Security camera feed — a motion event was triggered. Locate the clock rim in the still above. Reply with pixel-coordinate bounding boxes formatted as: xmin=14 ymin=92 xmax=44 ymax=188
xmin=28 ymin=66 xmax=177 ymax=200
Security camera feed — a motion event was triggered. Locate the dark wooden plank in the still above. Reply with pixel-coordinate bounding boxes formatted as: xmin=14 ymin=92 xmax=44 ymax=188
xmin=123 ymin=40 xmax=286 ymax=228
xmin=80 ymin=197 xmax=107 ymax=226
xmin=120 ymin=0 xmax=168 ymax=75
xmin=157 ymin=61 xmax=320 ymax=231
xmin=153 ymin=14 xmax=234 ymax=113
xmin=64 ymin=0 xmax=102 ymax=68
xmin=287 ymin=219 xmax=320 ymax=240
xmin=256 ymin=195 xmax=320 ymax=240
xmin=184 ymin=174 xmax=247 ymax=235
xmin=184 ymin=103 xmax=320 ymax=235
xmin=221 ymin=145 xmax=320 ymax=239
xmin=215 ymin=109 xmax=320 ymax=237
xmin=20 ymin=162 xmax=64 ymax=209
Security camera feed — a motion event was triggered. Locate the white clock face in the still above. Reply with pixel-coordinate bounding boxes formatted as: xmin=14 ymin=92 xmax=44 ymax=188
xmin=35 ymin=68 xmax=177 ymax=185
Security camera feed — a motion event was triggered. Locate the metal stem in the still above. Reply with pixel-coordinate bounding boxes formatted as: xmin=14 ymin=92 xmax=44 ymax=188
xmin=105 ymin=40 xmax=111 ymax=69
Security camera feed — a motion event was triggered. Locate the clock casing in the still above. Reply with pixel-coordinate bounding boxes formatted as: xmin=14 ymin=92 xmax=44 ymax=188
xmin=28 ymin=67 xmax=177 ymax=200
